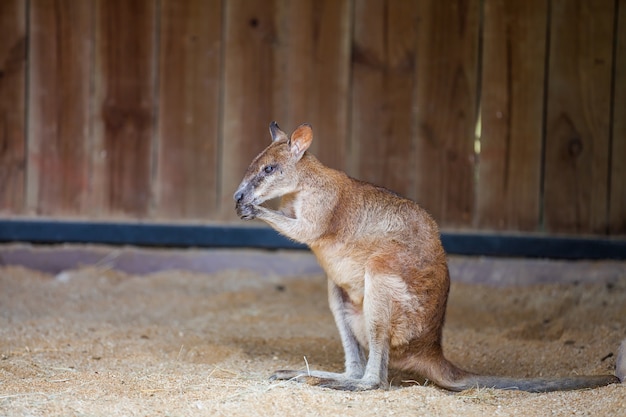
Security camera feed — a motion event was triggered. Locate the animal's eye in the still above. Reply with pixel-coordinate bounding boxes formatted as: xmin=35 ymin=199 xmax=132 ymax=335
xmin=263 ymin=165 xmax=276 ymax=174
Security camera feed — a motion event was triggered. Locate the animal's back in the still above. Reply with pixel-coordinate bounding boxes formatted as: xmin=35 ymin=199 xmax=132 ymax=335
xmin=314 ymin=174 xmax=442 ymax=252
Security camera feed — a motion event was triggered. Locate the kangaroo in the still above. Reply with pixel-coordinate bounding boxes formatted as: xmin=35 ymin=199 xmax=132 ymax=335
xmin=234 ymin=121 xmax=626 ymax=392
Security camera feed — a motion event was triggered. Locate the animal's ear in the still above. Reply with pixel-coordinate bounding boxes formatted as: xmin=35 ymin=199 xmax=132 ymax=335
xmin=288 ymin=123 xmax=313 ymax=160
xmin=269 ymin=121 xmax=288 ymax=143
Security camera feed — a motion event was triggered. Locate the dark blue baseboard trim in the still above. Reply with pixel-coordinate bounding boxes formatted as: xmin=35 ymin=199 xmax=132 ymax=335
xmin=0 ymin=220 xmax=624 ymax=260
xmin=0 ymin=220 xmax=304 ymax=249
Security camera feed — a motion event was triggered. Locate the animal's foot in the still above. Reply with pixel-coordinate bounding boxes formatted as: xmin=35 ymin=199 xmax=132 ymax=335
xmin=270 ymin=369 xmax=308 ymax=381
xmin=270 ymin=369 xmax=381 ymax=391
xmin=269 ymin=370 xmax=323 ymax=386
xmin=311 ymin=377 xmax=382 ymax=391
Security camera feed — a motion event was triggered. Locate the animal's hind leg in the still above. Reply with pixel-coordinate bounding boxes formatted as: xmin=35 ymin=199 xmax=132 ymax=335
xmin=311 ymin=269 xmax=393 ymax=390
xmin=327 ymin=279 xmax=367 ymax=378
xmin=272 ymin=270 xmax=394 ymax=391
xmin=271 ymin=280 xmax=366 ymax=385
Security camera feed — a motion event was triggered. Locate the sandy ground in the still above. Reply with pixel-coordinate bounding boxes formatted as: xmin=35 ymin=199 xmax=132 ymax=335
xmin=1 ymin=245 xmax=625 ymax=416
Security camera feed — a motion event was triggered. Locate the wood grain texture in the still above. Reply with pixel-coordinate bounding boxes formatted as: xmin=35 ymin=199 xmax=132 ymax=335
xmin=350 ymin=0 xmax=419 ymax=198
xmin=543 ymin=0 xmax=614 ymax=234
xmin=0 ymin=0 xmax=26 ymax=214
xmin=1 ymin=0 xmax=623 ymax=239
xmin=476 ymin=0 xmax=547 ymax=231
xmin=92 ymin=0 xmax=156 ymax=218
xmin=277 ymin=0 xmax=351 ymax=172
xmin=610 ymin=0 xmax=626 ymax=235
xmin=27 ymin=0 xmax=94 ymax=216
xmin=220 ymin=0 xmax=279 ymax=219
xmin=155 ymin=0 xmax=222 ymax=219
xmin=414 ymin=0 xmax=480 ymax=227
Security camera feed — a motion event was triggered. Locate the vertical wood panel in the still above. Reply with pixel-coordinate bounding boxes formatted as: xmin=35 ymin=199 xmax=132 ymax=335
xmin=220 ymin=0 xmax=279 ymax=218
xmin=476 ymin=0 xmax=547 ymax=231
xmin=27 ymin=0 xmax=93 ymax=216
xmin=350 ymin=0 xmax=419 ymax=198
xmin=278 ymin=0 xmax=351 ymax=172
xmin=414 ymin=0 xmax=480 ymax=227
xmin=0 ymin=0 xmax=26 ymax=214
xmin=92 ymin=0 xmax=157 ymax=217
xmin=544 ymin=0 xmax=614 ymax=234
xmin=155 ymin=0 xmax=222 ymax=219
xmin=1 ymin=0 xmax=622 ymax=237
xmin=610 ymin=0 xmax=626 ymax=235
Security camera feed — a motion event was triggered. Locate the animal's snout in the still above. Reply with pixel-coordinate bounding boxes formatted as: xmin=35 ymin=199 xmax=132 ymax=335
xmin=234 ymin=186 xmax=257 ymax=220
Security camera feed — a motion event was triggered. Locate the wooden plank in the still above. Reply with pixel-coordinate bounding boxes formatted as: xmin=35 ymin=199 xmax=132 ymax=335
xmin=414 ymin=0 xmax=480 ymax=227
xmin=220 ymin=0 xmax=279 ymax=219
xmin=278 ymin=0 xmax=351 ymax=172
xmin=0 ymin=0 xmax=26 ymax=214
xmin=155 ymin=0 xmax=222 ymax=219
xmin=92 ymin=0 xmax=157 ymax=218
xmin=543 ymin=0 xmax=614 ymax=234
xmin=350 ymin=0 xmax=419 ymax=198
xmin=610 ymin=0 xmax=626 ymax=235
xmin=27 ymin=0 xmax=93 ymax=216
xmin=476 ymin=0 xmax=548 ymax=231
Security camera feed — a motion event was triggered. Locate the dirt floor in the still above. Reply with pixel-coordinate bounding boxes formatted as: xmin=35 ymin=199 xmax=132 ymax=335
xmin=1 ymin=245 xmax=625 ymax=416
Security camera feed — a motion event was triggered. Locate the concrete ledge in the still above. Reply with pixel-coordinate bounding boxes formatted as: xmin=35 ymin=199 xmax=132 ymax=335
xmin=1 ymin=244 xmax=624 ymax=287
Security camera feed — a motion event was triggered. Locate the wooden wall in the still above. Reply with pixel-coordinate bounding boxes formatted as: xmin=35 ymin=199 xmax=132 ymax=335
xmin=0 ymin=0 xmax=624 ymax=235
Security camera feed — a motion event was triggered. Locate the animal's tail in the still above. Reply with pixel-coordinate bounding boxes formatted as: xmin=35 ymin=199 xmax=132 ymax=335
xmin=409 ymin=340 xmax=626 ymax=393
xmin=451 ymin=373 xmax=619 ymax=393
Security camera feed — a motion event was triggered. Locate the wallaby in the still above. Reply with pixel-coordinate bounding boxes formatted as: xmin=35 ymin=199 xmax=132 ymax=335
xmin=234 ymin=121 xmax=626 ymax=392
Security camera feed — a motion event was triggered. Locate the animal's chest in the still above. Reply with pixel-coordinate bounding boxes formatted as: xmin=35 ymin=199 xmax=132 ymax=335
xmin=313 ymin=247 xmax=366 ymax=307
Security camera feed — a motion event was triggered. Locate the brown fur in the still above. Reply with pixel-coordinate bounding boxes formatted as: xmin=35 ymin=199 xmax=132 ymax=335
xmin=234 ymin=122 xmax=625 ymax=392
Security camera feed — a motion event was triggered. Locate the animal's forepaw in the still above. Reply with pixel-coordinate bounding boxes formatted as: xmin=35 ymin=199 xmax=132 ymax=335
xmin=236 ymin=202 xmax=259 ymax=220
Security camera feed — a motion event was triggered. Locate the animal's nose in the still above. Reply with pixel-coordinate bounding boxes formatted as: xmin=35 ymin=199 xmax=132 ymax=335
xmin=234 ymin=191 xmax=244 ymax=202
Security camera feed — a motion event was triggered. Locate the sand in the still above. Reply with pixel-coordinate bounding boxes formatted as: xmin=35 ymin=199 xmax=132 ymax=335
xmin=0 ymin=246 xmax=625 ymax=416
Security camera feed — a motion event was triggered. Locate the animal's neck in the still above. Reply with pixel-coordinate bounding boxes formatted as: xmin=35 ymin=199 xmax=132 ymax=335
xmin=297 ymin=153 xmax=340 ymax=188
xmin=277 ymin=153 xmax=347 ymax=241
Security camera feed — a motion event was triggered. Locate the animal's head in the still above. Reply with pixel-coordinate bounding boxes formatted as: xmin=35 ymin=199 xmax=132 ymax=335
xmin=234 ymin=121 xmax=313 ymax=214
